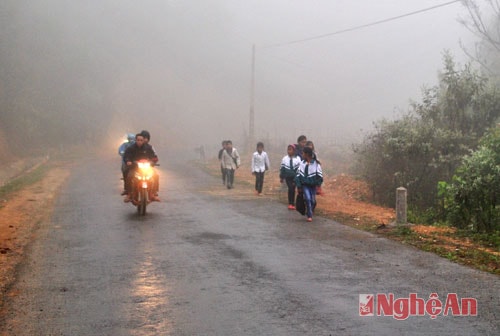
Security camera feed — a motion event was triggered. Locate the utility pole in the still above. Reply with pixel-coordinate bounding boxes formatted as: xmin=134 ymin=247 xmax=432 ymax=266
xmin=249 ymin=44 xmax=255 ymax=152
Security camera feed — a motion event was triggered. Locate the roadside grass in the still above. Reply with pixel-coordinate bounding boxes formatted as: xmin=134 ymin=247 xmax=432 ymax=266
xmin=0 ymin=163 xmax=49 ymax=208
xmin=0 ymin=145 xmax=82 ymax=205
xmin=197 ymin=158 xmax=500 ymax=276
xmin=384 ymin=226 xmax=500 ymax=275
xmin=456 ymin=230 xmax=500 ymax=250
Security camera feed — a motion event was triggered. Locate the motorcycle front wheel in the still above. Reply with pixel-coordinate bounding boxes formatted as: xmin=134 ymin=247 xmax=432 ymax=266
xmin=137 ymin=189 xmax=147 ymax=216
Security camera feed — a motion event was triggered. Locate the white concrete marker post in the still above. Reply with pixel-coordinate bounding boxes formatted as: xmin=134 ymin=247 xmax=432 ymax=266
xmin=396 ymin=187 xmax=407 ymax=225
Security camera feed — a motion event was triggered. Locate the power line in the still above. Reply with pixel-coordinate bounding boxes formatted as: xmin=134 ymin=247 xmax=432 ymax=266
xmin=263 ymin=0 xmax=462 ymax=48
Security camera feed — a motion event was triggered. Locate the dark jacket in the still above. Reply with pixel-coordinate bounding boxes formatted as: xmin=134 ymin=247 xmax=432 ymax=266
xmin=294 ymin=144 xmax=304 ymax=160
xmin=123 ymin=143 xmax=158 ymax=165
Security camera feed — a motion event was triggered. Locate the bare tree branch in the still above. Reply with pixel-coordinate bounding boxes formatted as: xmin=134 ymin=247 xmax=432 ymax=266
xmin=460 ymin=0 xmax=500 ymax=77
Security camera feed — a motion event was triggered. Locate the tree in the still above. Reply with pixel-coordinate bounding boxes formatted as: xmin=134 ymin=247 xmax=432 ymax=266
xmin=353 ymin=114 xmax=437 ymax=207
xmin=460 ymin=0 xmax=500 ymax=78
xmin=354 ymin=53 xmax=500 ymax=211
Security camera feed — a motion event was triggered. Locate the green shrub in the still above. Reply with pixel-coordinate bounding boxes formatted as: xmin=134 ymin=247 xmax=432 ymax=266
xmin=354 ymin=53 xmax=500 ymax=210
xmin=445 ymin=128 xmax=500 ymax=232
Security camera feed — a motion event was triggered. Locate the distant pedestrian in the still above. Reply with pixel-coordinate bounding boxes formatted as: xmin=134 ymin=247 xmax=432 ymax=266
xmin=218 ymin=140 xmax=228 ymax=185
xmin=295 ymin=135 xmax=307 ymax=159
xmin=305 ymin=140 xmax=319 ymax=163
xmin=221 ymin=140 xmax=240 ymax=189
xmin=295 ymin=147 xmax=323 ymax=222
xmin=280 ymin=144 xmax=301 ymax=209
xmin=251 ymin=142 xmax=270 ymax=196
xmin=197 ymin=145 xmax=206 ymax=162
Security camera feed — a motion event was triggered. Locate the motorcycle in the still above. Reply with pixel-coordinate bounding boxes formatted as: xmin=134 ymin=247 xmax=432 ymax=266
xmin=129 ymin=159 xmax=158 ymax=215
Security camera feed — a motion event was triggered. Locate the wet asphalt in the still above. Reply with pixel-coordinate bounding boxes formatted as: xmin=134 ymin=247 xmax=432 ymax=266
xmin=1 ymin=154 xmax=499 ymax=335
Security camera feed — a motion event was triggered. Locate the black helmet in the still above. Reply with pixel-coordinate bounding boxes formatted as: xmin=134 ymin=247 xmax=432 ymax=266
xmin=140 ymin=130 xmax=151 ymax=141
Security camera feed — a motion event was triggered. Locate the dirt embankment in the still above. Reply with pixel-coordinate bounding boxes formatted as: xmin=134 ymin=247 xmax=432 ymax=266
xmin=0 ymin=160 xmax=71 ymax=308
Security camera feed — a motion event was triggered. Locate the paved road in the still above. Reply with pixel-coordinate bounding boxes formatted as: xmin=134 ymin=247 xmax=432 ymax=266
xmin=1 ymin=154 xmax=499 ymax=335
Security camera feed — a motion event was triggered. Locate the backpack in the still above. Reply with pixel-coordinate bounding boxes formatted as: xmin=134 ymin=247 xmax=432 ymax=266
xmin=295 ymin=192 xmax=306 ymax=215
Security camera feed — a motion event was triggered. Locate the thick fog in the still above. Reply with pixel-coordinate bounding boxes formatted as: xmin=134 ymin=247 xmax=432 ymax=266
xmin=2 ymin=0 xmax=477 ymax=153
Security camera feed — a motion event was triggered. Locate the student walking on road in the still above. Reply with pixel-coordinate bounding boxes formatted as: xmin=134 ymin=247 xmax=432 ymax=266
xmin=295 ymin=147 xmax=323 ymax=222
xmin=218 ymin=140 xmax=228 ymax=185
xmin=251 ymin=142 xmax=270 ymax=196
xmin=221 ymin=140 xmax=240 ymax=189
xmin=280 ymin=144 xmax=301 ymax=209
xmin=295 ymin=135 xmax=307 ymax=159
xmin=305 ymin=140 xmax=323 ymax=195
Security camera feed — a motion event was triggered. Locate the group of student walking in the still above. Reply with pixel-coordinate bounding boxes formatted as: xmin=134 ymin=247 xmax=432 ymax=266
xmin=218 ymin=135 xmax=323 ymax=222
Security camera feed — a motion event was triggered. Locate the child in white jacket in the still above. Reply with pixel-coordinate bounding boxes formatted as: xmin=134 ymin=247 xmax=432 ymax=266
xmin=251 ymin=142 xmax=270 ymax=195
xmin=221 ymin=140 xmax=240 ymax=189
xmin=295 ymin=147 xmax=323 ymax=222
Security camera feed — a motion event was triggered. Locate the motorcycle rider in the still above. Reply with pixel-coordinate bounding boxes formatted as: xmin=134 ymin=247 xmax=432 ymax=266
xmin=123 ymin=133 xmax=160 ymax=202
xmin=139 ymin=129 xmax=160 ymax=196
xmin=118 ymin=133 xmax=135 ymax=195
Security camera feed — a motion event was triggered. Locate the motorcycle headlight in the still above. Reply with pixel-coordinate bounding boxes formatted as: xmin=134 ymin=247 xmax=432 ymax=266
xmin=137 ymin=161 xmax=153 ymax=179
xmin=137 ymin=161 xmax=151 ymax=169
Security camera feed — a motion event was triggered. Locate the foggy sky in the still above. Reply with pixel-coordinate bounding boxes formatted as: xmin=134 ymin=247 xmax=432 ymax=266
xmin=4 ymin=0 xmax=478 ymax=152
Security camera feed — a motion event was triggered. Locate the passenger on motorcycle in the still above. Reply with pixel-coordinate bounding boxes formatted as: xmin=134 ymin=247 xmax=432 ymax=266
xmin=123 ymin=133 xmax=160 ymax=202
xmin=118 ymin=133 xmax=136 ymax=195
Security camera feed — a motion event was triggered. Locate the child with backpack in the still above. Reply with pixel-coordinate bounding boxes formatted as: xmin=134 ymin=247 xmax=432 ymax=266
xmin=280 ymin=144 xmax=301 ymax=209
xmin=295 ymin=147 xmax=323 ymax=222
